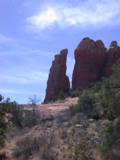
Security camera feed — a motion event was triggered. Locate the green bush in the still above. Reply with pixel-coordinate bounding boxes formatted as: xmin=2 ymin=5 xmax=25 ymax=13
xmin=0 ymin=102 xmax=41 ymax=128
xmin=69 ymin=89 xmax=81 ymax=97
xmin=97 ymin=81 xmax=120 ymax=120
xmin=0 ymin=111 xmax=8 ymax=148
xmin=79 ymin=91 xmax=95 ymax=112
xmin=70 ymin=90 xmax=100 ymax=119
xmin=0 ymin=102 xmax=23 ymax=127
xmin=58 ymin=91 xmax=68 ymax=100
xmin=100 ymin=119 xmax=120 ymax=152
xmin=10 ymin=103 xmax=23 ymax=127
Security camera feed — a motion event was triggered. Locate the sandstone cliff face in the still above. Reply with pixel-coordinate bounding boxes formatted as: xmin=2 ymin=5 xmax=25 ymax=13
xmin=104 ymin=41 xmax=120 ymax=76
xmin=44 ymin=49 xmax=70 ymax=103
xmin=72 ymin=37 xmax=106 ymax=89
xmin=44 ymin=38 xmax=120 ymax=102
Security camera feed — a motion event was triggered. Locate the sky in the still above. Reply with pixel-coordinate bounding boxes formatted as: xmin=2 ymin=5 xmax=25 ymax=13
xmin=0 ymin=0 xmax=120 ymax=104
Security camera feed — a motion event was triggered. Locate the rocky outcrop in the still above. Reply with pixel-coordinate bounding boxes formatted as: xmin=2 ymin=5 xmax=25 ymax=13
xmin=44 ymin=49 xmax=70 ymax=103
xmin=72 ymin=37 xmax=106 ymax=89
xmin=104 ymin=41 xmax=120 ymax=76
xmin=44 ymin=38 xmax=120 ymax=102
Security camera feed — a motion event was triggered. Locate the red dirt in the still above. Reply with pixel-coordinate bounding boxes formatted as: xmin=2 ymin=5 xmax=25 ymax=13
xmin=24 ymin=97 xmax=78 ymax=120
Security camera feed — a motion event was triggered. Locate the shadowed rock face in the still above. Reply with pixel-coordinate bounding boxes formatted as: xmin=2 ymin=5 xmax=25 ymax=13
xmin=44 ymin=49 xmax=70 ymax=103
xmin=72 ymin=37 xmax=106 ymax=89
xmin=44 ymin=37 xmax=120 ymax=102
xmin=104 ymin=41 xmax=120 ymax=76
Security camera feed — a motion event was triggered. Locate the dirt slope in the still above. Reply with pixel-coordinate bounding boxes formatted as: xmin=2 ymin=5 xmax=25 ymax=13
xmin=24 ymin=97 xmax=78 ymax=119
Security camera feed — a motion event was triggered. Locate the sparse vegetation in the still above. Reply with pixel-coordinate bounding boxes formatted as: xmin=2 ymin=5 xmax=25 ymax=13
xmin=0 ymin=101 xmax=23 ymax=127
xmin=13 ymin=129 xmax=56 ymax=159
xmin=69 ymin=62 xmax=120 ymax=158
xmin=69 ymin=89 xmax=81 ymax=98
xmin=0 ymin=111 xmax=7 ymax=148
xmin=1 ymin=62 xmax=120 ymax=160
xmin=58 ymin=91 xmax=68 ymax=100
xmin=100 ymin=119 xmax=120 ymax=153
xmin=23 ymin=110 xmax=40 ymax=127
xmin=0 ymin=99 xmax=40 ymax=129
xmin=0 ymin=96 xmax=8 ymax=148
xmin=69 ymin=90 xmax=99 ymax=119
xmin=29 ymin=95 xmax=40 ymax=106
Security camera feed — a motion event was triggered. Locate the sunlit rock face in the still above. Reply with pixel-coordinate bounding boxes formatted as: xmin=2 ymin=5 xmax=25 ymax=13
xmin=72 ymin=37 xmax=106 ymax=89
xmin=104 ymin=41 xmax=120 ymax=76
xmin=44 ymin=49 xmax=70 ymax=103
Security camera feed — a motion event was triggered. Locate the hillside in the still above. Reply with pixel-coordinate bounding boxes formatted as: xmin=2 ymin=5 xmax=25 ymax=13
xmin=0 ymin=61 xmax=120 ymax=160
xmin=24 ymin=97 xmax=78 ymax=120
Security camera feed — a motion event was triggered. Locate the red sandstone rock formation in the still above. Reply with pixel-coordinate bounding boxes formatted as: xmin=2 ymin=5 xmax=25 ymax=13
xmin=104 ymin=41 xmax=120 ymax=76
xmin=72 ymin=37 xmax=106 ymax=89
xmin=44 ymin=49 xmax=70 ymax=103
xmin=44 ymin=38 xmax=120 ymax=102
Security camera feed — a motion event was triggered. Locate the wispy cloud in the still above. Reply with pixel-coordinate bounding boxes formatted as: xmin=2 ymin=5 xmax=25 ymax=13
xmin=0 ymin=33 xmax=13 ymax=43
xmin=0 ymin=71 xmax=48 ymax=85
xmin=0 ymin=88 xmax=34 ymax=94
xmin=0 ymin=49 xmax=52 ymax=56
xmin=27 ymin=0 xmax=120 ymax=31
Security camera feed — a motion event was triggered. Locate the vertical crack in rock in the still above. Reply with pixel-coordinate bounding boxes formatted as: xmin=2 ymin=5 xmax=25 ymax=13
xmin=72 ymin=37 xmax=106 ymax=89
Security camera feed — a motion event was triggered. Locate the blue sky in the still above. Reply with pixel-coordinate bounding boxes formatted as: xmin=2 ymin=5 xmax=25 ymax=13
xmin=0 ymin=0 xmax=120 ymax=104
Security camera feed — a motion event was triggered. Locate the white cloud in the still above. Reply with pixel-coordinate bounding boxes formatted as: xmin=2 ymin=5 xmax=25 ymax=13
xmin=27 ymin=0 xmax=120 ymax=30
xmin=28 ymin=7 xmax=59 ymax=30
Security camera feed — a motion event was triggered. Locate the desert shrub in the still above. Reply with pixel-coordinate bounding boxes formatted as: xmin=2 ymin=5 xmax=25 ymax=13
xmin=106 ymin=92 xmax=120 ymax=120
xmin=100 ymin=119 xmax=120 ymax=152
xmin=69 ymin=105 xmax=79 ymax=116
xmin=13 ymin=130 xmax=56 ymax=159
xmin=69 ymin=89 xmax=81 ymax=97
xmin=72 ymin=62 xmax=120 ymax=120
xmin=13 ymin=136 xmax=40 ymax=158
xmin=0 ymin=111 xmax=8 ymax=148
xmin=0 ymin=101 xmax=41 ymax=128
xmin=90 ymin=81 xmax=102 ymax=92
xmin=58 ymin=91 xmax=68 ymax=100
xmin=29 ymin=95 xmax=40 ymax=106
xmin=0 ymin=101 xmax=23 ymax=127
xmin=66 ymin=130 xmax=94 ymax=160
xmin=73 ymin=142 xmax=94 ymax=160
xmin=79 ymin=91 xmax=100 ymax=119
xmin=70 ymin=90 xmax=100 ymax=119
xmin=97 ymin=80 xmax=120 ymax=120
xmin=10 ymin=103 xmax=23 ymax=127
xmin=110 ymin=62 xmax=120 ymax=88
xmin=23 ymin=110 xmax=40 ymax=128
xmin=79 ymin=91 xmax=95 ymax=112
